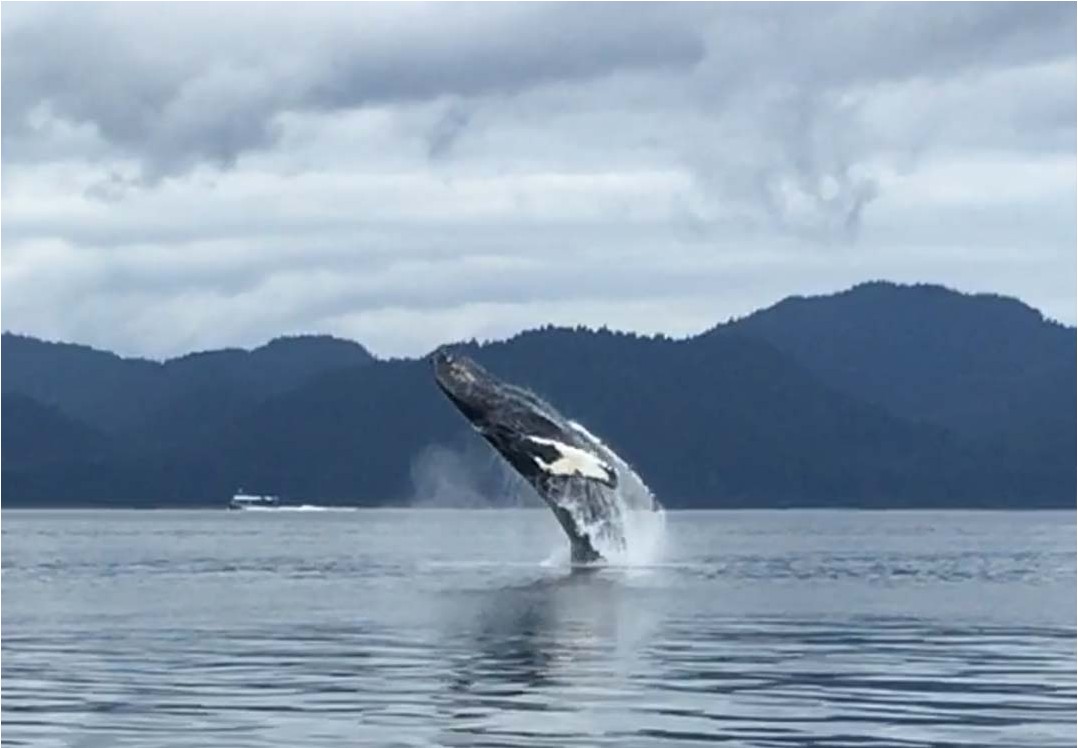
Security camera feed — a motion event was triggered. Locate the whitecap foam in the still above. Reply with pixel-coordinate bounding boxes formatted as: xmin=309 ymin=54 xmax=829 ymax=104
xmin=558 ymin=420 xmax=667 ymax=567
xmin=234 ymin=505 xmax=358 ymax=512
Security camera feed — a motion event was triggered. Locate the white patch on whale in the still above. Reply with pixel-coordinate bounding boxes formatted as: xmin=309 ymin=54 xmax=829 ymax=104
xmin=527 ymin=436 xmax=613 ymax=482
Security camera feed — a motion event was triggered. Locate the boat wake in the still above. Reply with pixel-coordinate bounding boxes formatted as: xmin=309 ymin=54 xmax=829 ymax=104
xmin=232 ymin=505 xmax=359 ymax=513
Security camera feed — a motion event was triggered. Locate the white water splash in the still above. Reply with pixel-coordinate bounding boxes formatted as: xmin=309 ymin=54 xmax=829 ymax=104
xmin=409 ymin=441 xmax=539 ymax=509
xmin=567 ymin=420 xmax=667 ymax=567
xmin=231 ymin=505 xmax=358 ymax=512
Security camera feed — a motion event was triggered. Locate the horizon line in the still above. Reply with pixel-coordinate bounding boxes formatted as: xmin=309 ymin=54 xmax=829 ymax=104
xmin=2 ymin=279 xmax=1070 ymax=364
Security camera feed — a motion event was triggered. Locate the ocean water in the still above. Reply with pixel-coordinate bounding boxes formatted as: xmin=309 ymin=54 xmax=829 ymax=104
xmin=2 ymin=509 xmax=1074 ymax=747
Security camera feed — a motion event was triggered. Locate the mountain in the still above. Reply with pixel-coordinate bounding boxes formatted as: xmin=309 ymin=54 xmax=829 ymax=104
xmin=720 ymin=282 xmax=1076 ymax=492
xmin=2 ymin=334 xmax=161 ymax=433
xmin=2 ymin=394 xmax=111 ymax=469
xmin=2 ymin=283 xmax=1073 ymax=508
xmin=1 ymin=333 xmax=374 ymax=434
xmin=721 ymin=282 xmax=1075 ymax=439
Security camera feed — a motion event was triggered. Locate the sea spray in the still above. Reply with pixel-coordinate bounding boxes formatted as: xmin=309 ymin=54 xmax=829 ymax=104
xmin=409 ymin=439 xmax=539 ymax=509
xmin=568 ymin=420 xmax=667 ymax=567
xmin=413 ymin=425 xmax=666 ymax=567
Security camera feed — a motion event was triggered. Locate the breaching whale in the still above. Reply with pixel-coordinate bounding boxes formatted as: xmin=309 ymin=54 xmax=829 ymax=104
xmin=431 ymin=349 xmax=657 ymax=563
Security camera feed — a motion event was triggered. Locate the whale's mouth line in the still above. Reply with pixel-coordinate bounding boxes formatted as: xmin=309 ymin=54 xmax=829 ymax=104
xmin=430 ymin=349 xmax=663 ymax=564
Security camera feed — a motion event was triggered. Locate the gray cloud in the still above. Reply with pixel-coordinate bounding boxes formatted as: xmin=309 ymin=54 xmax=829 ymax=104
xmin=426 ymin=102 xmax=473 ymax=160
xmin=2 ymin=3 xmax=705 ymax=176
xmin=1 ymin=3 xmax=1074 ymax=357
xmin=691 ymin=3 xmax=1075 ymax=94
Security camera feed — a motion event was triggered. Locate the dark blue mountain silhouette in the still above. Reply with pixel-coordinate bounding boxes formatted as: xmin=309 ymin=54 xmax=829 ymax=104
xmin=3 ymin=283 xmax=1073 ymax=507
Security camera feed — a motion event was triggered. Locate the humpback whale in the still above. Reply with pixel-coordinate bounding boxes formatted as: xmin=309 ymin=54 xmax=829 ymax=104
xmin=431 ymin=349 xmax=657 ymax=563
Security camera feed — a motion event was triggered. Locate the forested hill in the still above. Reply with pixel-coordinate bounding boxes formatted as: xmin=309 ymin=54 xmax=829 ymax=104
xmin=3 ymin=282 xmax=1074 ymax=508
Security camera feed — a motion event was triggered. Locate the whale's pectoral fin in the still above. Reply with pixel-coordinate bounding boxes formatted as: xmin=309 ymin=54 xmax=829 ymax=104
xmin=524 ymin=436 xmax=618 ymax=489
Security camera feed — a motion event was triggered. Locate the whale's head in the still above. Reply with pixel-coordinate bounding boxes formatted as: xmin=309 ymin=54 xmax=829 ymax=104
xmin=431 ymin=349 xmax=564 ymax=443
xmin=430 ymin=349 xmax=616 ymax=490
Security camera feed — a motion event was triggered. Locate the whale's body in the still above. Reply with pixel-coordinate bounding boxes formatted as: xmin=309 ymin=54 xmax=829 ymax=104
xmin=431 ymin=350 xmax=654 ymax=563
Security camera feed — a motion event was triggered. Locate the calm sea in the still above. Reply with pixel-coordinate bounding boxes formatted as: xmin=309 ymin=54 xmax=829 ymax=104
xmin=2 ymin=509 xmax=1074 ymax=747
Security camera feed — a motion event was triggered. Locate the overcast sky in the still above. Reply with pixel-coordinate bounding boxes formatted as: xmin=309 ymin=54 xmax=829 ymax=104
xmin=2 ymin=2 xmax=1075 ymax=358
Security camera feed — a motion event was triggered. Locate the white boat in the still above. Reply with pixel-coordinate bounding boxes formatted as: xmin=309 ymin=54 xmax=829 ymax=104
xmin=229 ymin=491 xmax=280 ymax=510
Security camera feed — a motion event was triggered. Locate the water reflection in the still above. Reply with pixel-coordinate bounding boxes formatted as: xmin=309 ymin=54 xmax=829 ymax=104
xmin=424 ymin=570 xmax=1077 ymax=747
xmin=3 ymin=510 xmax=1075 ymax=747
xmin=433 ymin=570 xmax=660 ymax=745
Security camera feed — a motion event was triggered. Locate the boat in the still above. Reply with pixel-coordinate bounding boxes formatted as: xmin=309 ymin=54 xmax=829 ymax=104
xmin=229 ymin=491 xmax=280 ymax=510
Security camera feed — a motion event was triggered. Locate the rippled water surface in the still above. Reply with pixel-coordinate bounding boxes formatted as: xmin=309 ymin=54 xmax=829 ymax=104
xmin=3 ymin=509 xmax=1074 ymax=747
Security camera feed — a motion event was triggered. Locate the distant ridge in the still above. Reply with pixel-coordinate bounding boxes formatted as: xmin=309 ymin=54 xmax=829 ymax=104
xmin=720 ymin=281 xmax=1074 ymax=436
xmin=3 ymin=282 xmax=1074 ymax=508
xmin=1 ymin=333 xmax=373 ymax=432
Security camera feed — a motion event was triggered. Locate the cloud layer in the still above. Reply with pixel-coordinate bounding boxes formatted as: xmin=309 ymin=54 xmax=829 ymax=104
xmin=3 ymin=2 xmax=1075 ymax=357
